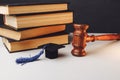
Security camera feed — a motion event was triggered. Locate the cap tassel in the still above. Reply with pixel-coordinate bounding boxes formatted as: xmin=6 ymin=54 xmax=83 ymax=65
xmin=16 ymin=45 xmax=47 ymax=65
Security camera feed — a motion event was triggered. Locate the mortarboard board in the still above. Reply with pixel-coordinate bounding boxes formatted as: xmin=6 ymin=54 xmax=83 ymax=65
xmin=45 ymin=43 xmax=65 ymax=59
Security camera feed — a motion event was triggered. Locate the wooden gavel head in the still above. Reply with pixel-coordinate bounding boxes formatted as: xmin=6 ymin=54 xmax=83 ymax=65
xmin=71 ymin=24 xmax=89 ymax=56
xmin=71 ymin=24 xmax=120 ymax=57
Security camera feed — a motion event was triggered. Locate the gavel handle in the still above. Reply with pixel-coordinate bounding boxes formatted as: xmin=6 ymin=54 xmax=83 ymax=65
xmin=87 ymin=34 xmax=120 ymax=42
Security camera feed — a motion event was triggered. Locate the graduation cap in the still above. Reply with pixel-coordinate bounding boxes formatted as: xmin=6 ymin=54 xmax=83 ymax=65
xmin=16 ymin=43 xmax=65 ymax=65
xmin=45 ymin=43 xmax=65 ymax=59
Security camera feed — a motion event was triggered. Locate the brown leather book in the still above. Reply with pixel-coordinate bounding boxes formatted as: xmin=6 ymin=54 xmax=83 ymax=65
xmin=0 ymin=3 xmax=68 ymax=15
xmin=0 ymin=25 xmax=66 ymax=40
xmin=4 ymin=12 xmax=73 ymax=30
xmin=2 ymin=31 xmax=68 ymax=52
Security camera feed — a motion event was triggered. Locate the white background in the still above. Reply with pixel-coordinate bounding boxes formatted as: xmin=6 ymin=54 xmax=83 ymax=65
xmin=0 ymin=33 xmax=120 ymax=80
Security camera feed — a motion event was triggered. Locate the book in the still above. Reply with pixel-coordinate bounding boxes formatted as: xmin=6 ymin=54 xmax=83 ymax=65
xmin=4 ymin=12 xmax=73 ymax=30
xmin=0 ymin=25 xmax=66 ymax=40
xmin=2 ymin=32 xmax=68 ymax=52
xmin=0 ymin=3 xmax=68 ymax=15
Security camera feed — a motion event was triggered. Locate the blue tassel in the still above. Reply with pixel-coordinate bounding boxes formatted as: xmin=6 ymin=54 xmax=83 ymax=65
xmin=16 ymin=45 xmax=47 ymax=65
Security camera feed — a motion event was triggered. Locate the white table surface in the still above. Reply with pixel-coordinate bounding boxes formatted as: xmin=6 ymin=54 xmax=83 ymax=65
xmin=0 ymin=33 xmax=120 ymax=80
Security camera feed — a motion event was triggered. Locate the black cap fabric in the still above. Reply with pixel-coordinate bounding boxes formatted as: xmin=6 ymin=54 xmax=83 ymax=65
xmin=45 ymin=43 xmax=65 ymax=59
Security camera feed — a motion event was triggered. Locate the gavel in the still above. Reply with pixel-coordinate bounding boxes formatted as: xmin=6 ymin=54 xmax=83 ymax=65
xmin=71 ymin=24 xmax=120 ymax=57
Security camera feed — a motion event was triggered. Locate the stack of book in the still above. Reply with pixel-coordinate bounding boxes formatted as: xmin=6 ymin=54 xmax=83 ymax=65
xmin=0 ymin=3 xmax=73 ymax=52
